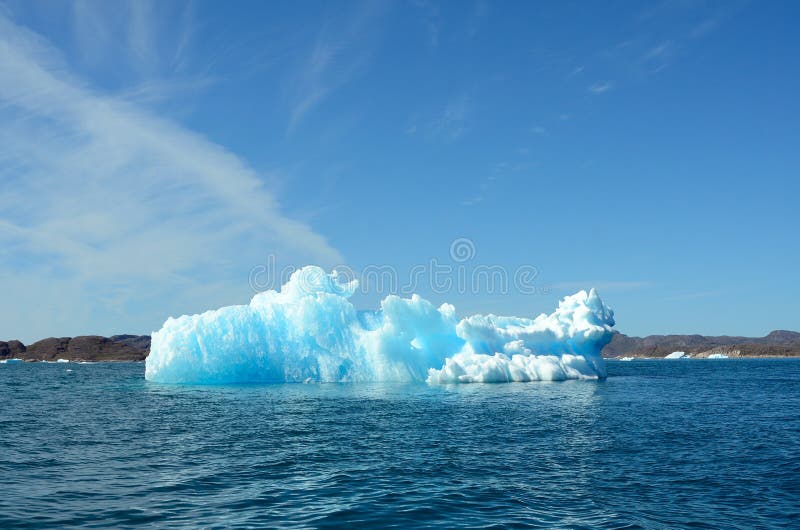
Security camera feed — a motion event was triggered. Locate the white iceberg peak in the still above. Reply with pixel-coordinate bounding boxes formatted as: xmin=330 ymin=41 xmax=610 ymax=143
xmin=146 ymin=266 xmax=615 ymax=384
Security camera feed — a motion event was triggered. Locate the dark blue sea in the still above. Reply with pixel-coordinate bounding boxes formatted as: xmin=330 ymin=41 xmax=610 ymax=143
xmin=1 ymin=359 xmax=799 ymax=528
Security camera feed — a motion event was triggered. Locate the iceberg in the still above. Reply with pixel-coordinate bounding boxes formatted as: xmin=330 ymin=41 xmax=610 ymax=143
xmin=708 ymin=353 xmax=729 ymax=359
xmin=145 ymin=266 xmax=615 ymax=384
xmin=665 ymin=351 xmax=687 ymax=359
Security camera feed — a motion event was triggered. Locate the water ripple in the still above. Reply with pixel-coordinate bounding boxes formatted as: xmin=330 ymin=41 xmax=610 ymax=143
xmin=1 ymin=360 xmax=799 ymax=528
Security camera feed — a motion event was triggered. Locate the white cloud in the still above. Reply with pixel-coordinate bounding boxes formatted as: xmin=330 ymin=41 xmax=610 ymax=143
xmin=127 ymin=0 xmax=158 ymax=72
xmin=644 ymin=40 xmax=673 ymax=61
xmin=71 ymin=0 xmax=112 ymax=66
xmin=0 ymin=13 xmax=342 ymax=342
xmin=551 ymin=281 xmax=651 ymax=293
xmin=459 ymin=196 xmax=485 ymax=207
xmin=663 ymin=290 xmax=725 ymax=301
xmin=71 ymin=0 xmax=192 ymax=76
xmin=287 ymin=2 xmax=387 ymax=133
xmin=588 ymin=81 xmax=614 ymax=94
xmin=569 ymin=65 xmax=584 ymax=77
xmin=428 ymin=94 xmax=472 ymax=140
xmin=412 ymin=0 xmax=440 ymax=47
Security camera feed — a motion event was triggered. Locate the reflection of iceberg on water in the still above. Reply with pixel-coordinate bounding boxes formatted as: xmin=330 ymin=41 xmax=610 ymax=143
xmin=146 ymin=266 xmax=616 ymax=385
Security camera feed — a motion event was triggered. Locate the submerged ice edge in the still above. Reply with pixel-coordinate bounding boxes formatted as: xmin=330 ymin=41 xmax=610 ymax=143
xmin=145 ymin=266 xmax=615 ymax=384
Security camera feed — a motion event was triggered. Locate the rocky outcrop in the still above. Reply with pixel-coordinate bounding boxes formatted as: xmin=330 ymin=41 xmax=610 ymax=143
xmin=691 ymin=343 xmax=800 ymax=358
xmin=3 ymin=330 xmax=800 ymax=361
xmin=0 ymin=340 xmax=27 ymax=359
xmin=25 ymin=337 xmax=71 ymax=361
xmin=64 ymin=335 xmax=150 ymax=361
xmin=602 ymin=330 xmax=800 ymax=358
xmin=2 ymin=335 xmax=150 ymax=362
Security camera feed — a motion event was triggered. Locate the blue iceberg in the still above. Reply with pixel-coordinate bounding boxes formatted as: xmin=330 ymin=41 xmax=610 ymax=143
xmin=145 ymin=266 xmax=615 ymax=384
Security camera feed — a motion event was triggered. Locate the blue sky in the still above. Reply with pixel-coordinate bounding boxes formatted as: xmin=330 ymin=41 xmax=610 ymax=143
xmin=0 ymin=0 xmax=798 ymax=343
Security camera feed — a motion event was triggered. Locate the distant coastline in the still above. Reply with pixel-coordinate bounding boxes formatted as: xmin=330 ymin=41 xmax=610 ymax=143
xmin=0 ymin=335 xmax=149 ymax=362
xmin=602 ymin=330 xmax=800 ymax=359
xmin=2 ymin=330 xmax=800 ymax=362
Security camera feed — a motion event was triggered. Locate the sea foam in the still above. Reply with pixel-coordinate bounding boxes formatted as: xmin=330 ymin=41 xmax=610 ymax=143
xmin=145 ymin=266 xmax=615 ymax=384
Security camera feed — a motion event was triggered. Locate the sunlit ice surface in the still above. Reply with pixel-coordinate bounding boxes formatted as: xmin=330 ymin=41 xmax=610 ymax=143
xmin=146 ymin=266 xmax=615 ymax=384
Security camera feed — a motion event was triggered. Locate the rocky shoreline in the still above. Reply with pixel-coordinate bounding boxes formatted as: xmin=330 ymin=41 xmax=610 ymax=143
xmin=2 ymin=330 xmax=799 ymax=362
xmin=0 ymin=335 xmax=150 ymax=362
xmin=602 ymin=330 xmax=800 ymax=358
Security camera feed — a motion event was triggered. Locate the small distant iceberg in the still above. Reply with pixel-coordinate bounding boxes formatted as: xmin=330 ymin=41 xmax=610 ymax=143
xmin=619 ymin=356 xmax=635 ymax=361
xmin=56 ymin=359 xmax=69 ymax=363
xmin=664 ymin=351 xmax=687 ymax=359
xmin=708 ymin=353 xmax=729 ymax=359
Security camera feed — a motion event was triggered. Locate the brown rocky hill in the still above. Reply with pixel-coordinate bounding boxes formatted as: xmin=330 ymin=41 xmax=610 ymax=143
xmin=2 ymin=330 xmax=799 ymax=361
xmin=0 ymin=335 xmax=151 ymax=362
xmin=602 ymin=330 xmax=800 ymax=358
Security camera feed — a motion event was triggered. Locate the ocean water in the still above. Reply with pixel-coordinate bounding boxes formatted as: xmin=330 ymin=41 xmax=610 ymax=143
xmin=1 ymin=360 xmax=798 ymax=528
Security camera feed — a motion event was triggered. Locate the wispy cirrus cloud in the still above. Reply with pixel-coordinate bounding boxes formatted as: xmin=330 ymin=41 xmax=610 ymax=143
xmin=459 ymin=196 xmax=485 ymax=207
xmin=70 ymin=0 xmax=195 ymax=77
xmin=663 ymin=289 xmax=726 ymax=302
xmin=588 ymin=80 xmax=614 ymax=94
xmin=411 ymin=0 xmax=440 ymax=47
xmin=628 ymin=3 xmax=740 ymax=78
xmin=0 ymin=11 xmax=342 ymax=342
xmin=407 ymin=93 xmax=473 ymax=142
xmin=287 ymin=1 xmax=389 ymax=133
xmin=644 ymin=40 xmax=673 ymax=61
xmin=571 ymin=3 xmax=739 ymax=96
xmin=459 ymin=171 xmax=503 ymax=208
xmin=430 ymin=94 xmax=472 ymax=140
xmin=550 ymin=280 xmax=652 ymax=293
